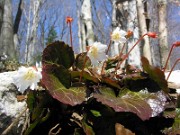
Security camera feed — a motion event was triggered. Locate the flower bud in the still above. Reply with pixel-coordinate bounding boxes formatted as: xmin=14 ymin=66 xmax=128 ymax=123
xmin=173 ymin=41 xmax=180 ymax=47
xmin=66 ymin=16 xmax=73 ymax=24
xmin=126 ymin=30 xmax=133 ymax=38
xmin=147 ymin=32 xmax=158 ymax=38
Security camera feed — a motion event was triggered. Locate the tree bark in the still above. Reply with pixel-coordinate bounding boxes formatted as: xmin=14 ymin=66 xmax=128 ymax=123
xmin=158 ymin=0 xmax=169 ymax=69
xmin=13 ymin=0 xmax=23 ymax=59
xmin=147 ymin=0 xmax=161 ymax=67
xmin=25 ymin=0 xmax=42 ymax=64
xmin=0 ymin=0 xmax=4 ymax=32
xmin=77 ymin=0 xmax=83 ymax=53
xmin=81 ymin=0 xmax=94 ymax=48
xmin=13 ymin=0 xmax=23 ymax=34
xmin=0 ymin=0 xmax=16 ymax=60
xmin=136 ymin=0 xmax=152 ymax=64
xmin=110 ymin=0 xmax=118 ymax=56
xmin=127 ymin=0 xmax=141 ymax=67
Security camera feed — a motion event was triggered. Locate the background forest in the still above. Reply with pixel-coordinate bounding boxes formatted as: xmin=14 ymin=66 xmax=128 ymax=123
xmin=0 ymin=0 xmax=180 ymax=70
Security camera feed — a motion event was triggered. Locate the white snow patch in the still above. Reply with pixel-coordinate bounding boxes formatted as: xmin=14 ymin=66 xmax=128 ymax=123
xmin=165 ymin=70 xmax=180 ymax=93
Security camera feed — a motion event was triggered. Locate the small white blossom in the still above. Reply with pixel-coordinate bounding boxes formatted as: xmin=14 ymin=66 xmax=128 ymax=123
xmin=111 ymin=27 xmax=127 ymax=44
xmin=13 ymin=66 xmax=42 ymax=93
xmin=87 ymin=42 xmax=107 ymax=67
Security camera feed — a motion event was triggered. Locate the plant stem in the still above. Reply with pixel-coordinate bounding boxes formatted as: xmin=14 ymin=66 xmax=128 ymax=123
xmin=114 ymin=33 xmax=147 ymax=74
xmin=69 ymin=22 xmax=73 ymax=50
xmin=166 ymin=58 xmax=180 ymax=80
xmin=119 ymin=43 xmax=126 ymax=59
xmin=163 ymin=43 xmax=178 ymax=72
xmin=101 ymin=61 xmax=106 ymax=75
xmin=106 ymin=39 xmax=112 ymax=55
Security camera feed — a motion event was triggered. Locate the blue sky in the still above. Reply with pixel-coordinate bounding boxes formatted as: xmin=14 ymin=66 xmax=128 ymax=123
xmin=11 ymin=0 xmax=180 ymax=68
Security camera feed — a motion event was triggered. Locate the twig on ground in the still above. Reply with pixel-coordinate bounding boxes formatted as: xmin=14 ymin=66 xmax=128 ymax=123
xmin=2 ymin=106 xmax=27 ymax=135
xmin=21 ymin=108 xmax=30 ymax=135
xmin=48 ymin=123 xmax=61 ymax=135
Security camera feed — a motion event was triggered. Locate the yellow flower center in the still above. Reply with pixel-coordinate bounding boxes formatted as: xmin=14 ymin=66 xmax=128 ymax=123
xmin=90 ymin=46 xmax=98 ymax=58
xmin=23 ymin=69 xmax=35 ymax=80
xmin=112 ymin=33 xmax=120 ymax=40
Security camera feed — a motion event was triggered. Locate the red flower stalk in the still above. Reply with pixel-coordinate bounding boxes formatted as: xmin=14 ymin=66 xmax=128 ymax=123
xmin=106 ymin=40 xmax=112 ymax=55
xmin=114 ymin=32 xmax=157 ymax=75
xmin=66 ymin=16 xmax=73 ymax=50
xmin=163 ymin=41 xmax=180 ymax=72
xmin=166 ymin=58 xmax=180 ymax=80
xmin=106 ymin=33 xmax=112 ymax=55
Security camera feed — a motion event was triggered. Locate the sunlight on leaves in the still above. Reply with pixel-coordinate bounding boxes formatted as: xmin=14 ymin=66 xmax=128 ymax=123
xmin=93 ymin=87 xmax=153 ymax=120
xmin=42 ymin=64 xmax=86 ymax=106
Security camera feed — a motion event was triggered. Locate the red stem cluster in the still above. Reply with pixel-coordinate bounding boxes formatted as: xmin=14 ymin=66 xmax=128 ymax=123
xmin=163 ymin=41 xmax=180 ymax=72
xmin=114 ymin=32 xmax=157 ymax=74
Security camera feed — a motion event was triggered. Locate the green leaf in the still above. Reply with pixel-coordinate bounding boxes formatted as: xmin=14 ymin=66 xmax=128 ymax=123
xmin=93 ymin=87 xmax=153 ymax=120
xmin=75 ymin=52 xmax=91 ymax=70
xmin=42 ymin=64 xmax=86 ymax=106
xmin=24 ymin=108 xmax=50 ymax=135
xmin=90 ymin=110 xmax=102 ymax=117
xmin=141 ymin=56 xmax=169 ymax=93
xmin=177 ymin=95 xmax=180 ymax=108
xmin=101 ymin=77 xmax=121 ymax=89
xmin=70 ymin=70 xmax=99 ymax=83
xmin=163 ymin=108 xmax=180 ymax=135
xmin=42 ymin=41 xmax=74 ymax=69
xmin=25 ymin=91 xmax=52 ymax=135
xmin=27 ymin=90 xmax=36 ymax=112
xmin=105 ymin=57 xmax=119 ymax=70
xmin=82 ymin=115 xmax=95 ymax=135
xmin=43 ymin=64 xmax=71 ymax=88
xmin=123 ymin=77 xmax=163 ymax=92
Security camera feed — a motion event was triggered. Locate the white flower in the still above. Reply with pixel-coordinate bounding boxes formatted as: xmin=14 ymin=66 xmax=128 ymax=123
xmin=111 ymin=27 xmax=127 ymax=44
xmin=13 ymin=66 xmax=42 ymax=93
xmin=87 ymin=42 xmax=107 ymax=67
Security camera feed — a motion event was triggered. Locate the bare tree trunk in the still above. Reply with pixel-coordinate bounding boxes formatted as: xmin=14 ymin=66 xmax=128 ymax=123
xmin=110 ymin=0 xmax=119 ymax=56
xmin=13 ymin=0 xmax=23 ymax=59
xmin=13 ymin=0 xmax=23 ymax=34
xmin=91 ymin=0 xmax=106 ymax=43
xmin=77 ymin=0 xmax=83 ymax=53
xmin=24 ymin=1 xmax=31 ymax=63
xmin=158 ymin=0 xmax=169 ymax=69
xmin=127 ymin=0 xmax=141 ymax=67
xmin=39 ymin=15 xmax=46 ymax=49
xmin=0 ymin=0 xmax=16 ymax=60
xmin=81 ymin=0 xmax=94 ymax=48
xmin=0 ymin=0 xmax=4 ymax=32
xmin=24 ymin=0 xmax=42 ymax=64
xmin=147 ymin=0 xmax=161 ymax=67
xmin=136 ymin=0 xmax=152 ymax=64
